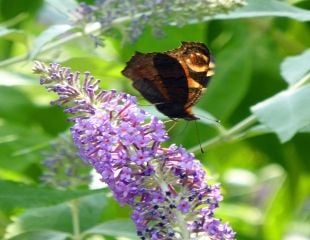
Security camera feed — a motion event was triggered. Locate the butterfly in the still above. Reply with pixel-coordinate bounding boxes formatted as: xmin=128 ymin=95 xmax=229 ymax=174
xmin=122 ymin=42 xmax=214 ymax=120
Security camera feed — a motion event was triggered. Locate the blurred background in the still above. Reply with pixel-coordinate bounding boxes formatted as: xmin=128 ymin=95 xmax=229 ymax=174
xmin=0 ymin=0 xmax=309 ymax=240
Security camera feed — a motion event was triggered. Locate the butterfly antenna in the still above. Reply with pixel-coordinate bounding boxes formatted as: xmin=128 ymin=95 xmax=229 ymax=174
xmin=194 ymin=120 xmax=204 ymax=154
xmin=165 ymin=119 xmax=178 ymax=132
xmin=179 ymin=120 xmax=189 ymax=136
xmin=196 ymin=114 xmax=221 ymax=124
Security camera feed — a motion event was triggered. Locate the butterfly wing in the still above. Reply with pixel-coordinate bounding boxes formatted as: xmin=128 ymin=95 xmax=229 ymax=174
xmin=122 ymin=42 xmax=215 ymax=120
xmin=122 ymin=52 xmax=169 ymax=105
xmin=122 ymin=52 xmax=195 ymax=119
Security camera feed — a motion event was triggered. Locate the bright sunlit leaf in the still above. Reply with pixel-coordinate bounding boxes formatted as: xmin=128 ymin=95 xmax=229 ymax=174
xmin=281 ymin=49 xmax=310 ymax=85
xmin=251 ymin=85 xmax=310 ymax=142
xmin=29 ymin=25 xmax=74 ymax=59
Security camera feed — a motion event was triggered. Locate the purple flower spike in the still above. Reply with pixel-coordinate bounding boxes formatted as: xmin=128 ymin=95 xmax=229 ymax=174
xmin=33 ymin=61 xmax=235 ymax=240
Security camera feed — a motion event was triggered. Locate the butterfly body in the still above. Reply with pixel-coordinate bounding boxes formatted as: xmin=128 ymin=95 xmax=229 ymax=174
xmin=122 ymin=42 xmax=214 ymax=120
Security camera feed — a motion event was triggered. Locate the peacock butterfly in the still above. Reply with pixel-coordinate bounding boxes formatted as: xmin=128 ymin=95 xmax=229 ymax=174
xmin=121 ymin=42 xmax=214 ymax=120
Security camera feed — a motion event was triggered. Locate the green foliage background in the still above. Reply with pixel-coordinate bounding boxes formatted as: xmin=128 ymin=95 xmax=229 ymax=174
xmin=0 ymin=0 xmax=309 ymax=239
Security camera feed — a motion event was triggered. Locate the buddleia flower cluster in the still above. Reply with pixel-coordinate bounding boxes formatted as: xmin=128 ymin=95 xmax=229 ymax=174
xmin=33 ymin=61 xmax=235 ymax=240
xmin=72 ymin=0 xmax=247 ymax=42
xmin=41 ymin=133 xmax=91 ymax=189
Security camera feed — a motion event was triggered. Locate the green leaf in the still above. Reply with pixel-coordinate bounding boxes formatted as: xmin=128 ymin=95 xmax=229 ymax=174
xmin=251 ymin=84 xmax=310 ymax=142
xmin=0 ymin=180 xmax=101 ymax=210
xmin=29 ymin=24 xmax=73 ymax=59
xmin=45 ymin=0 xmax=78 ymax=17
xmin=0 ymin=86 xmax=37 ymax=124
xmin=6 ymin=230 xmax=70 ymax=240
xmin=212 ymin=0 xmax=310 ymax=22
xmin=201 ymin=42 xmax=252 ymax=120
xmin=84 ymin=219 xmax=138 ymax=239
xmin=120 ymin=23 xmax=206 ymax=61
xmin=0 ymin=123 xmax=51 ymax=175
xmin=0 ymin=70 xmax=35 ymax=86
xmin=300 ymin=124 xmax=310 ymax=133
xmin=261 ymin=166 xmax=291 ymax=239
xmin=61 ymin=57 xmax=124 ymax=81
xmin=5 ymin=193 xmax=108 ymax=239
xmin=0 ymin=27 xmax=27 ymax=45
xmin=281 ymin=49 xmax=310 ymax=85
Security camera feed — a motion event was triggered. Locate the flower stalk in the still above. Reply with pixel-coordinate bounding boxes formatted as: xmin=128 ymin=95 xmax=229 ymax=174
xmin=69 ymin=199 xmax=82 ymax=240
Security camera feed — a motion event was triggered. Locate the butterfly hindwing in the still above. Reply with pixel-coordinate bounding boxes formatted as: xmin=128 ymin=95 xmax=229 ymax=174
xmin=152 ymin=53 xmax=191 ymax=118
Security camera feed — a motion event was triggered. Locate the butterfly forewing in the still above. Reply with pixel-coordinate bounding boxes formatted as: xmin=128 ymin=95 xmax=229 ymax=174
xmin=122 ymin=53 xmax=168 ymax=104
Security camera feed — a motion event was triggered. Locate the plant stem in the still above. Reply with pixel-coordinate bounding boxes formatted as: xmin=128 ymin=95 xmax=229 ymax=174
xmin=190 ymin=71 xmax=310 ymax=154
xmin=176 ymin=211 xmax=190 ymax=240
xmin=69 ymin=199 xmax=81 ymax=240
xmin=290 ymin=72 xmax=310 ymax=90
xmin=0 ymin=31 xmax=83 ymax=67
xmin=189 ymin=114 xmax=258 ymax=153
xmin=0 ymin=12 xmax=138 ymax=67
